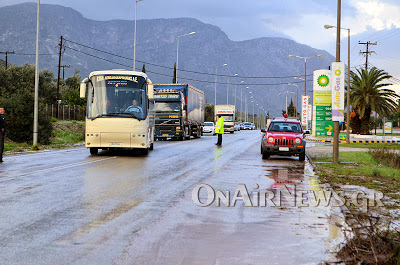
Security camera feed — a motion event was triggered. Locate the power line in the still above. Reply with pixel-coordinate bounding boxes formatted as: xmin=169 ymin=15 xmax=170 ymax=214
xmin=63 ymin=38 xmax=314 ymax=79
xmin=64 ymin=45 xmax=304 ymax=86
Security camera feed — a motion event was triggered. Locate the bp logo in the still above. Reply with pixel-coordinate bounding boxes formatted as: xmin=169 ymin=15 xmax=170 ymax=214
xmin=317 ymin=75 xmax=329 ymax=87
xmin=335 ymin=69 xmax=341 ymax=76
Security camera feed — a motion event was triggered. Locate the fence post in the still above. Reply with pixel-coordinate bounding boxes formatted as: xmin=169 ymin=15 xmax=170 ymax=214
xmin=69 ymin=106 xmax=71 ymax=120
xmin=51 ymin=104 xmax=54 ymax=118
xmin=63 ymin=105 xmax=65 ymax=120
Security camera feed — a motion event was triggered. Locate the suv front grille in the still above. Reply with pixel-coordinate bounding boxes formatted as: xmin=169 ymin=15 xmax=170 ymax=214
xmin=275 ymin=138 xmax=294 ymax=146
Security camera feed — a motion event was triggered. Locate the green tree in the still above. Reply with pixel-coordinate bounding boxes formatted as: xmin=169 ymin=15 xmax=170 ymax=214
xmin=349 ymin=67 xmax=399 ymax=134
xmin=61 ymin=70 xmax=86 ymax=106
xmin=0 ymin=64 xmax=53 ymax=144
xmin=142 ymin=64 xmax=146 ymax=73
xmin=172 ymin=63 xmax=177 ymax=83
xmin=205 ymin=104 xmax=214 ymax=122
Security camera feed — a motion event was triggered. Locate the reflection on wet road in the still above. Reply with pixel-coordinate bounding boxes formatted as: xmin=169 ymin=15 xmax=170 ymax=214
xmin=0 ymin=131 xmax=344 ymax=264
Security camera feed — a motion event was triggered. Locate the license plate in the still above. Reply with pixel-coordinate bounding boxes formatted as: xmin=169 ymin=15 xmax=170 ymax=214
xmin=279 ymin=147 xmax=289 ymax=151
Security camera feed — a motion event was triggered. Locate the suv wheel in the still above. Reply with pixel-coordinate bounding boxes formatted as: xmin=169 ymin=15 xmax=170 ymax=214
xmin=262 ymin=152 xmax=270 ymax=159
xmin=299 ymin=152 xmax=305 ymax=161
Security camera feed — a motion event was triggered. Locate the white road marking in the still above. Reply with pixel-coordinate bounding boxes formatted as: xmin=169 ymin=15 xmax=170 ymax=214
xmin=0 ymin=156 xmax=117 ymax=182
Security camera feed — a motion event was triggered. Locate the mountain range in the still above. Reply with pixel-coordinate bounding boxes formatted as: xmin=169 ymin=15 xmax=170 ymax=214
xmin=0 ymin=3 xmax=337 ymax=117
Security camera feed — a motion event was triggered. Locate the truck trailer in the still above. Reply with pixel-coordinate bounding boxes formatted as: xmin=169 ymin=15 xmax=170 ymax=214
xmin=215 ymin=105 xmax=235 ymax=133
xmin=153 ymin=84 xmax=204 ymax=140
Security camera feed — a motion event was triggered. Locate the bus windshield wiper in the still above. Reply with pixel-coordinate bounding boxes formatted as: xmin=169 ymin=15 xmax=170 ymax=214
xmin=91 ymin=113 xmax=142 ymax=120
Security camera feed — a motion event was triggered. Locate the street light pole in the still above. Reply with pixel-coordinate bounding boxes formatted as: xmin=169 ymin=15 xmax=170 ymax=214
xmin=214 ymin=64 xmax=227 ymax=119
xmin=289 ymin=54 xmax=323 ymax=96
xmin=333 ymin=0 xmax=341 ymax=163
xmin=133 ymin=0 xmax=143 ymax=71
xmin=33 ymin=0 xmax=40 ymax=146
xmin=176 ymin=32 xmax=195 ymax=83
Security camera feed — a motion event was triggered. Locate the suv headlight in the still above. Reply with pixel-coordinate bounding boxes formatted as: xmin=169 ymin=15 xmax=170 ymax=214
xmin=295 ymin=138 xmax=301 ymax=144
xmin=268 ymin=136 xmax=274 ymax=143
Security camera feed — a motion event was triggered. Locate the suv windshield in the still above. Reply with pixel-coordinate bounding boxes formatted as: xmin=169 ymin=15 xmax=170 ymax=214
xmin=268 ymin=122 xmax=302 ymax=133
xmin=87 ymin=74 xmax=147 ymax=120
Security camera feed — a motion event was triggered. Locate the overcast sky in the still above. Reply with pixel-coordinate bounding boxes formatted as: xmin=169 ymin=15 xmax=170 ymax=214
xmin=1 ymin=0 xmax=400 ymax=78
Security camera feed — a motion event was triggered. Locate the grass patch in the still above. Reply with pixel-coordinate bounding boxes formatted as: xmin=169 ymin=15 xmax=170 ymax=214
xmin=3 ymin=140 xmax=31 ymax=153
xmin=340 ymin=143 xmax=400 ymax=149
xmin=4 ymin=120 xmax=85 ymax=153
xmin=310 ymin=151 xmax=400 ymax=194
xmin=51 ymin=120 xmax=85 ymax=147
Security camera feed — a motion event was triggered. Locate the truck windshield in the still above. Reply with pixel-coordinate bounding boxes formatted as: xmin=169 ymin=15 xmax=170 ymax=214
xmin=154 ymin=102 xmax=181 ymax=112
xmin=268 ymin=122 xmax=302 ymax=133
xmin=87 ymin=75 xmax=147 ymax=120
xmin=222 ymin=115 xmax=234 ymax=122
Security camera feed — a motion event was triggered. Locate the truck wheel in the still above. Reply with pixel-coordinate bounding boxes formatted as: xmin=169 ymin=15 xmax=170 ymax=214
xmin=149 ymin=143 xmax=154 ymax=150
xmin=262 ymin=152 xmax=270 ymax=159
xmin=90 ymin=148 xmax=98 ymax=155
xmin=185 ymin=128 xmax=191 ymax=140
xmin=299 ymin=152 xmax=306 ymax=161
xmin=230 ymin=131 xmax=234 ymax=134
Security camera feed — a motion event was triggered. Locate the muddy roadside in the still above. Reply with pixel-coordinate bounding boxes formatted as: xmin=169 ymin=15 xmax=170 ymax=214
xmin=306 ymin=143 xmax=400 ymax=264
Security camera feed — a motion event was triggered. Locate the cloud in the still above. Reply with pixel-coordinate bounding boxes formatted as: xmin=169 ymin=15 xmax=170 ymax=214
xmin=350 ymin=0 xmax=400 ymax=31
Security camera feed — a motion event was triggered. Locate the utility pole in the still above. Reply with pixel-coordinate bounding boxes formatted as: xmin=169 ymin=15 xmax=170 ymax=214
xmin=333 ymin=0 xmax=341 ymax=163
xmin=56 ymin=36 xmax=63 ymax=101
xmin=0 ymin=51 xmax=15 ymax=69
xmin=61 ymin=65 xmax=70 ymax=80
xmin=359 ymin=41 xmax=377 ymax=70
xmin=56 ymin=36 xmax=63 ymax=119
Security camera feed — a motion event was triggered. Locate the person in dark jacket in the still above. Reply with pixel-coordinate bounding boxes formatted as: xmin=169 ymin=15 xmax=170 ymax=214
xmin=0 ymin=108 xmax=5 ymax=162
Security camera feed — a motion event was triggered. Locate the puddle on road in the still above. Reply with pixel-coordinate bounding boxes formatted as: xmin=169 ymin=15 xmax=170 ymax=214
xmin=263 ymin=161 xmax=348 ymax=263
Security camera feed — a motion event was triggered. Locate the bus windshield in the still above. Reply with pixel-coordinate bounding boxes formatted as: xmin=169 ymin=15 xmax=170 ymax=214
xmin=87 ymin=75 xmax=147 ymax=120
xmin=154 ymin=102 xmax=181 ymax=112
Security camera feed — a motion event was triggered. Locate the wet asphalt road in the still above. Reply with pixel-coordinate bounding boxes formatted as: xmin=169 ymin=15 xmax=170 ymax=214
xmin=0 ymin=130 xmax=344 ymax=265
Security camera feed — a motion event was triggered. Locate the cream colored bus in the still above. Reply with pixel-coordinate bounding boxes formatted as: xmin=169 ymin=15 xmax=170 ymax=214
xmin=80 ymin=70 xmax=155 ymax=155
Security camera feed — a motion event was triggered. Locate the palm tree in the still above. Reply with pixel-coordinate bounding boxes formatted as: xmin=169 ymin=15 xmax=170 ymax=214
xmin=349 ymin=67 xmax=399 ymax=135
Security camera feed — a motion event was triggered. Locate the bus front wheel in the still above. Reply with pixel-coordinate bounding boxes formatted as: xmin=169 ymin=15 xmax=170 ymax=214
xmin=90 ymin=148 xmax=98 ymax=155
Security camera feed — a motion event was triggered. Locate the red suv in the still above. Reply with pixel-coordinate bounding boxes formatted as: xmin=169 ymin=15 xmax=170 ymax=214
xmin=261 ymin=117 xmax=306 ymax=161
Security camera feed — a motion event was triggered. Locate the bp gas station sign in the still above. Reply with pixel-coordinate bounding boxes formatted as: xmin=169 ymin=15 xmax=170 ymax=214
xmin=312 ymin=70 xmax=333 ymax=137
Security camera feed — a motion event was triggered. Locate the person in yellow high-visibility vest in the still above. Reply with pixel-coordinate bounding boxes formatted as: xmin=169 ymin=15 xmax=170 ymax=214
xmin=215 ymin=115 xmax=224 ymax=146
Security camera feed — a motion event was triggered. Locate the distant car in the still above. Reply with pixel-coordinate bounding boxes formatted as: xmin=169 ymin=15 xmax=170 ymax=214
xmin=234 ymin=122 xmax=240 ymax=131
xmin=240 ymin=123 xmax=245 ymax=130
xmin=203 ymin=122 xmax=216 ymax=135
xmin=251 ymin=123 xmax=256 ymax=130
xmin=260 ymin=117 xmax=306 ymax=161
xmin=242 ymin=122 xmax=252 ymax=130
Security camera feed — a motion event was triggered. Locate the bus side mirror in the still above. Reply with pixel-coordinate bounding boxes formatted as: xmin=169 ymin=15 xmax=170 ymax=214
xmin=147 ymin=83 xmax=154 ymax=100
xmin=80 ymin=78 xmax=88 ymax=98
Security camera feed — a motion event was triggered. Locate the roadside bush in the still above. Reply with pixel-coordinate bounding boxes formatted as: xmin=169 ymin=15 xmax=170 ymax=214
xmin=0 ymin=64 xmax=55 ymax=144
xmin=369 ymin=148 xmax=400 ymax=170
